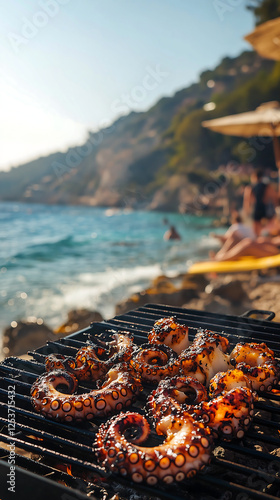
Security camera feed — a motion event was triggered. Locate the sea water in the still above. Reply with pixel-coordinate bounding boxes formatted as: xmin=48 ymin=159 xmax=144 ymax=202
xmin=0 ymin=202 xmax=219 ymax=336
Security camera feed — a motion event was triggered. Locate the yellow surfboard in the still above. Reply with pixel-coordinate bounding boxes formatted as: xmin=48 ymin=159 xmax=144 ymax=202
xmin=188 ymin=253 xmax=280 ymax=275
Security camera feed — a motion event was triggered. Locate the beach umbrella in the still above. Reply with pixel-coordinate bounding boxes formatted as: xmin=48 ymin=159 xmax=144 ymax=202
xmin=245 ymin=17 xmax=280 ymax=61
xmin=202 ymin=101 xmax=280 ymax=189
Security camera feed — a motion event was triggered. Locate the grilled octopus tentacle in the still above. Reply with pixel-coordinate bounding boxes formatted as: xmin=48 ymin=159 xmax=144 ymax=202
xmin=105 ymin=331 xmax=135 ymax=363
xmin=130 ymin=343 xmax=179 ymax=384
xmin=46 ymin=347 xmax=109 ymax=381
xmin=193 ymin=387 xmax=255 ymax=441
xmin=230 ymin=342 xmax=280 ymax=392
xmin=95 ymin=411 xmax=213 ymax=485
xmin=30 ymin=364 xmax=142 ymax=423
xmin=146 ymin=376 xmax=208 ymax=427
xmin=148 ymin=316 xmax=189 ymax=354
xmin=46 ymin=331 xmax=134 ymax=382
xmin=208 ymin=368 xmax=253 ymax=398
xmin=147 ymin=369 xmax=255 ymax=442
xmin=179 ymin=329 xmax=231 ymax=386
xmin=46 ymin=353 xmax=77 ymax=374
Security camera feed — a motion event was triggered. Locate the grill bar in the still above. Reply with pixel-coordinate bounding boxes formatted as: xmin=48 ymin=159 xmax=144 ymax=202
xmin=197 ymin=475 xmax=279 ymax=500
xmin=1 ymin=304 xmax=280 ymax=500
xmin=212 ymin=456 xmax=280 ymax=482
xmin=0 ymin=433 xmax=105 ymax=475
xmin=0 ymin=459 xmax=90 ymax=500
xmin=108 ymin=315 xmax=280 ymax=353
xmin=0 ymin=416 xmax=95 ymax=455
xmin=222 ymin=440 xmax=280 ymax=462
xmin=0 ymin=402 xmax=96 ymax=437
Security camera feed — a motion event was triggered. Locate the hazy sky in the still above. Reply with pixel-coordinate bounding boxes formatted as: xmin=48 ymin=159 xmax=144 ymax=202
xmin=0 ymin=0 xmax=255 ymax=171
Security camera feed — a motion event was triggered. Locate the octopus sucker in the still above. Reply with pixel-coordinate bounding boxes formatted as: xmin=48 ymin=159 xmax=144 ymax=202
xmin=95 ymin=411 xmax=213 ymax=484
xmin=30 ymin=364 xmax=142 ymax=422
xmin=46 ymin=331 xmax=134 ymax=382
xmin=148 ymin=317 xmax=189 ymax=354
xmin=130 ymin=343 xmax=179 ymax=384
xmin=194 ymin=387 xmax=255 ymax=441
xmin=146 ymin=376 xmax=208 ymax=427
xmin=179 ymin=329 xmax=231 ymax=386
xmin=230 ymin=342 xmax=280 ymax=392
xmin=30 ymin=317 xmax=280 ymax=489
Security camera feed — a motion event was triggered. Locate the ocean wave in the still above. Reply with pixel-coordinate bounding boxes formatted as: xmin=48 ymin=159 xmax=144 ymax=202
xmin=11 ymin=235 xmax=92 ymax=261
xmin=198 ymin=235 xmax=220 ymax=249
xmin=46 ymin=263 xmax=163 ymax=320
xmin=110 ymin=241 xmax=140 ymax=247
xmin=1 ymin=203 xmax=216 ymax=335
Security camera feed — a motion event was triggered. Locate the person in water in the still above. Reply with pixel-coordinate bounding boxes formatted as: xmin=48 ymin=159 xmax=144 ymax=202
xmin=243 ymin=169 xmax=278 ymax=236
xmin=164 ymin=225 xmax=181 ymax=240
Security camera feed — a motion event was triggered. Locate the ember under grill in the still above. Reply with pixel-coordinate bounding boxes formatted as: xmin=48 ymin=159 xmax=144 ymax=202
xmin=1 ymin=304 xmax=280 ymax=500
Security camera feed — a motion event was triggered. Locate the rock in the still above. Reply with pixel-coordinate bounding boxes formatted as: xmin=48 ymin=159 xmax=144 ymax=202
xmin=182 ymin=273 xmax=209 ymax=292
xmin=115 ymin=272 xmax=208 ymax=316
xmin=246 ymin=281 xmax=280 ymax=322
xmin=115 ymin=287 xmax=198 ymax=316
xmin=55 ymin=308 xmax=104 ymax=335
xmin=184 ymin=294 xmax=250 ymax=317
xmin=145 ymin=280 xmax=177 ymax=295
xmin=2 ymin=320 xmax=55 ymax=357
xmin=148 ymin=174 xmax=195 ymax=212
xmin=203 ymin=296 xmax=249 ymax=316
xmin=205 ymin=278 xmax=247 ymax=304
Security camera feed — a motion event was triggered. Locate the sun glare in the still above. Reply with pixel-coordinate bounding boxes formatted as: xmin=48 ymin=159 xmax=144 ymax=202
xmin=0 ymin=76 xmax=87 ymax=171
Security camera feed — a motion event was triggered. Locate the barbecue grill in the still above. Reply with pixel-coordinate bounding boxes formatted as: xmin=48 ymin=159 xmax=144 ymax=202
xmin=1 ymin=304 xmax=280 ymax=500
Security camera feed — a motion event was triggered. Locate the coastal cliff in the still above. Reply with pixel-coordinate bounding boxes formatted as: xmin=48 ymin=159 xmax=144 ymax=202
xmin=1 ymin=51 xmax=279 ymax=212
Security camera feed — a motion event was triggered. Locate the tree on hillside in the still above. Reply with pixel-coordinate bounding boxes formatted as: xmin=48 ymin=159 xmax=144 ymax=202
xmin=247 ymin=0 xmax=280 ymax=25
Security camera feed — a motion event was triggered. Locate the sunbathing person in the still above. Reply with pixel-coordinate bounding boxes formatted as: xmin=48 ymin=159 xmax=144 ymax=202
xmin=211 ymin=212 xmax=254 ymax=243
xmin=214 ymin=235 xmax=280 ymax=262
xmin=210 ymin=212 xmax=255 ymax=258
xmin=260 ymin=213 xmax=280 ymax=237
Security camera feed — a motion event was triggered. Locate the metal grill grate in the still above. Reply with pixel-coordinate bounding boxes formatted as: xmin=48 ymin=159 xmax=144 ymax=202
xmin=1 ymin=304 xmax=280 ymax=500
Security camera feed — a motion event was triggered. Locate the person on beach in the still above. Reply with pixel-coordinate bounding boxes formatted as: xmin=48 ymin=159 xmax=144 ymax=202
xmin=209 ymin=211 xmax=255 ymax=260
xmin=243 ymin=170 xmax=278 ymax=236
xmin=164 ymin=225 xmax=181 ymax=240
xmin=210 ymin=211 xmax=280 ymax=261
xmin=260 ymin=211 xmax=280 ymax=237
xmin=213 ymin=235 xmax=280 ymax=262
xmin=211 ymin=211 xmax=254 ymax=244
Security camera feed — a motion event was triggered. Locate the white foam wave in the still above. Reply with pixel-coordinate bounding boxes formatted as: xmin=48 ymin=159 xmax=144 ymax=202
xmin=198 ymin=235 xmax=220 ymax=249
xmin=31 ymin=263 xmax=163 ymax=325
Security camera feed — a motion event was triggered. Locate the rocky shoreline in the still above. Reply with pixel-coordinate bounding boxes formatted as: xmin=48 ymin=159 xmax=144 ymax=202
xmin=2 ymin=269 xmax=280 ymax=359
xmin=116 ymin=270 xmax=280 ymax=319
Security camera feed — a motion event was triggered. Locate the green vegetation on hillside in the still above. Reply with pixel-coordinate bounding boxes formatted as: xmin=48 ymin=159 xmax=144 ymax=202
xmin=247 ymin=0 xmax=280 ymax=25
xmin=153 ymin=55 xmax=280 ymax=192
xmin=1 ymin=0 xmax=280 ymax=211
xmin=0 ymin=50 xmax=278 ymax=211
